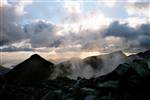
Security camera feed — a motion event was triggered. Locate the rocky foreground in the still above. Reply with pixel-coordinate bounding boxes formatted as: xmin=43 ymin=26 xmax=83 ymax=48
xmin=0 ymin=50 xmax=150 ymax=100
xmin=0 ymin=59 xmax=149 ymax=100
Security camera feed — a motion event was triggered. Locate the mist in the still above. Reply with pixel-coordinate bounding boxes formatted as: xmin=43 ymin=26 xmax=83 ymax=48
xmin=49 ymin=51 xmax=128 ymax=79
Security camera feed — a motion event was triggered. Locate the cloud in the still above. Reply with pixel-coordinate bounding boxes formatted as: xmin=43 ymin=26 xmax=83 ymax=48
xmin=0 ymin=0 xmax=8 ymax=7
xmin=0 ymin=2 xmax=61 ymax=49
xmin=127 ymin=2 xmax=150 ymax=17
xmin=64 ymin=0 xmax=82 ymax=15
xmin=59 ymin=11 xmax=111 ymax=36
xmin=0 ymin=39 xmax=33 ymax=52
xmin=0 ymin=0 xmax=149 ymax=53
xmin=124 ymin=17 xmax=149 ymax=27
xmin=138 ymin=36 xmax=150 ymax=48
xmin=0 ymin=4 xmax=26 ymax=46
xmin=102 ymin=21 xmax=150 ymax=51
xmin=0 ymin=46 xmax=32 ymax=52
xmin=0 ymin=1 xmax=96 ymax=53
xmin=24 ymin=20 xmax=61 ymax=48
xmin=138 ymin=23 xmax=150 ymax=36
xmin=15 ymin=0 xmax=33 ymax=15
xmin=0 ymin=0 xmax=33 ymax=46
xmin=99 ymin=0 xmax=117 ymax=7
xmin=102 ymin=21 xmax=137 ymax=39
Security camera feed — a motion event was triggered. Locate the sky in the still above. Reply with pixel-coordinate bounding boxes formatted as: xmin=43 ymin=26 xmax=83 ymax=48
xmin=0 ymin=0 xmax=150 ymax=65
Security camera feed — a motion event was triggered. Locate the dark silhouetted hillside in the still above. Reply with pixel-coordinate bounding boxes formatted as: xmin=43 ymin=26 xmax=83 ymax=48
xmin=0 ymin=65 xmax=10 ymax=75
xmin=0 ymin=50 xmax=149 ymax=100
xmin=5 ymin=54 xmax=54 ymax=83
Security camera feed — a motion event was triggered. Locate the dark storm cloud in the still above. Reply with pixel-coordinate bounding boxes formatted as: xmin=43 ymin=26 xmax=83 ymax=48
xmin=102 ymin=21 xmax=150 ymax=49
xmin=138 ymin=36 xmax=150 ymax=48
xmin=0 ymin=40 xmax=9 ymax=46
xmin=0 ymin=5 xmax=26 ymax=46
xmin=102 ymin=21 xmax=136 ymax=39
xmin=0 ymin=3 xmax=61 ymax=50
xmin=49 ymin=39 xmax=62 ymax=48
xmin=138 ymin=23 xmax=150 ymax=36
xmin=24 ymin=20 xmax=61 ymax=48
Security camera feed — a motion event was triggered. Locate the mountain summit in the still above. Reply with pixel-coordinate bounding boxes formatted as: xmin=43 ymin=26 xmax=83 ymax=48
xmin=5 ymin=54 xmax=54 ymax=83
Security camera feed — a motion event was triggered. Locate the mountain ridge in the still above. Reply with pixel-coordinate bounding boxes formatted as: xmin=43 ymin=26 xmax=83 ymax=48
xmin=0 ymin=50 xmax=150 ymax=100
xmin=4 ymin=54 xmax=54 ymax=83
xmin=1 ymin=50 xmax=150 ymax=81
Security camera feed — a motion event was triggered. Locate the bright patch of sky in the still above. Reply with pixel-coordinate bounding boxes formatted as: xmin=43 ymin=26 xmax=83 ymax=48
xmin=6 ymin=0 xmax=144 ymax=25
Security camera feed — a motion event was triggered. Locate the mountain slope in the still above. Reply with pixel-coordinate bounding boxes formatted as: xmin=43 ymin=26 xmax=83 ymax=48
xmin=137 ymin=50 xmax=150 ymax=59
xmin=128 ymin=50 xmax=150 ymax=67
xmin=0 ymin=65 xmax=10 ymax=75
xmin=0 ymin=59 xmax=149 ymax=100
xmin=5 ymin=54 xmax=54 ymax=83
xmin=84 ymin=50 xmax=128 ymax=76
xmin=51 ymin=51 xmax=128 ymax=79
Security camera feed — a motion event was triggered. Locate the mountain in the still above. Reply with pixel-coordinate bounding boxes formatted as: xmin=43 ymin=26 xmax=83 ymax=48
xmin=137 ymin=49 xmax=150 ymax=59
xmin=128 ymin=50 xmax=150 ymax=67
xmin=51 ymin=51 xmax=128 ymax=79
xmin=4 ymin=54 xmax=54 ymax=83
xmin=0 ymin=65 xmax=10 ymax=75
xmin=51 ymin=57 xmax=90 ymax=79
xmin=84 ymin=50 xmax=128 ymax=76
xmin=0 ymin=57 xmax=149 ymax=100
xmin=128 ymin=50 xmax=150 ymax=60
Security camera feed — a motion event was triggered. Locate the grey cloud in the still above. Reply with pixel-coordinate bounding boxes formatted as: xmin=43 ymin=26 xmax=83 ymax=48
xmin=102 ymin=21 xmax=150 ymax=50
xmin=0 ymin=3 xmax=61 ymax=49
xmin=0 ymin=2 xmax=149 ymax=53
xmin=24 ymin=20 xmax=62 ymax=48
xmin=0 ymin=46 xmax=33 ymax=52
xmin=138 ymin=36 xmax=150 ymax=48
xmin=0 ymin=5 xmax=27 ymax=46
xmin=49 ymin=39 xmax=62 ymax=48
xmin=50 ymin=21 xmax=150 ymax=53
xmin=102 ymin=21 xmax=137 ymax=39
xmin=132 ymin=2 xmax=149 ymax=9
xmin=127 ymin=2 xmax=150 ymax=17
xmin=138 ymin=23 xmax=150 ymax=36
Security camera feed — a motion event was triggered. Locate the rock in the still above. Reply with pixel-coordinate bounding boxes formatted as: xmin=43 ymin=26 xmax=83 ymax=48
xmin=97 ymin=81 xmax=119 ymax=89
xmin=84 ymin=95 xmax=96 ymax=100
xmin=41 ymin=90 xmax=63 ymax=100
